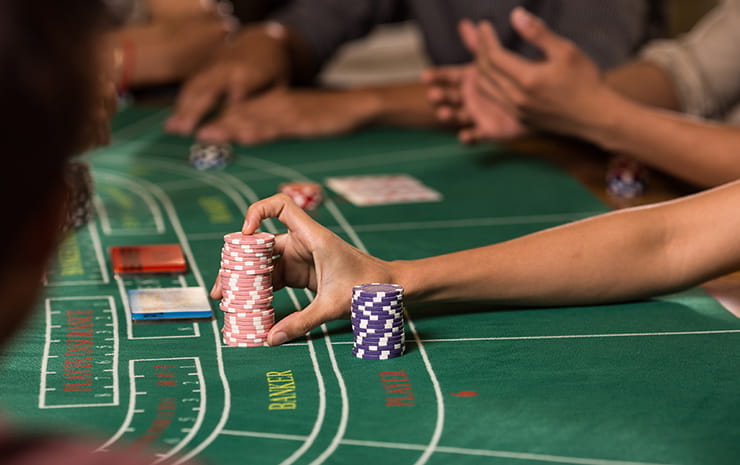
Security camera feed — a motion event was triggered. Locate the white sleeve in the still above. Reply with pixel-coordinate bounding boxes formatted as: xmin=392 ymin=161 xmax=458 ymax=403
xmin=639 ymin=0 xmax=740 ymax=120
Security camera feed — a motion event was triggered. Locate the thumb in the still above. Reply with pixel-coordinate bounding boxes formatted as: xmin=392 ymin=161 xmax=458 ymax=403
xmin=510 ymin=7 xmax=569 ymax=58
xmin=267 ymin=298 xmax=340 ymax=346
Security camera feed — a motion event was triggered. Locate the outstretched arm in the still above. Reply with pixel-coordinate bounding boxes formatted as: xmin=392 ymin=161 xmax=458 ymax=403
xmin=396 ymin=181 xmax=740 ymax=305
xmin=219 ymin=181 xmax=740 ymax=345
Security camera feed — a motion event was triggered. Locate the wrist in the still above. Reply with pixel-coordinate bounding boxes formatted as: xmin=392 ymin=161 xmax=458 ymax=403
xmin=344 ymin=87 xmax=386 ymax=126
xmin=388 ymin=259 xmax=426 ymax=304
xmin=571 ymin=87 xmax=636 ymax=152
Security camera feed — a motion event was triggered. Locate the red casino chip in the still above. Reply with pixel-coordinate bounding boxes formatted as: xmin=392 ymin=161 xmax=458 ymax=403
xmin=279 ymin=181 xmax=324 ymax=210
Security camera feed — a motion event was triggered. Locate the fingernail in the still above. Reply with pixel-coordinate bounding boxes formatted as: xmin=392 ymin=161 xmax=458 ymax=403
xmin=269 ymin=331 xmax=288 ymax=346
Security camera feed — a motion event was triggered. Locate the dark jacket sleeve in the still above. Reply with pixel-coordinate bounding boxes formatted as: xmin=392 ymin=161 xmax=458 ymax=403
xmin=270 ymin=0 xmax=406 ymax=72
xmin=528 ymin=0 xmax=663 ymax=69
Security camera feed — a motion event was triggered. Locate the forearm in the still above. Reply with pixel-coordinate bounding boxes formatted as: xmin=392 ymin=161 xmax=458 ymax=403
xmin=357 ymin=82 xmax=447 ymax=128
xmin=605 ymin=60 xmax=681 ymax=111
xmin=393 ymin=182 xmax=740 ymax=306
xmin=394 ymin=209 xmax=674 ymax=306
xmin=582 ymin=89 xmax=740 ymax=187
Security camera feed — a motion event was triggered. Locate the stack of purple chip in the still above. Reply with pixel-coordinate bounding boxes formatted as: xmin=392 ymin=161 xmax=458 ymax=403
xmin=351 ymin=283 xmax=405 ymax=360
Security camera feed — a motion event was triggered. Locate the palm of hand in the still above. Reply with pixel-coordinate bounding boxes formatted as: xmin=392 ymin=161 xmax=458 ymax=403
xmin=275 ymin=234 xmax=318 ymax=292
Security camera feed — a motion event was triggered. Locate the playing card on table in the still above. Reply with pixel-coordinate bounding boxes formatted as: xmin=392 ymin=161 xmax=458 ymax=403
xmin=325 ymin=174 xmax=442 ymax=206
xmin=128 ymin=287 xmax=212 ymax=320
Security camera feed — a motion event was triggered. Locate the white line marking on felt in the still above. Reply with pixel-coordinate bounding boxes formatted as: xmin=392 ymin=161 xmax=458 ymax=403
xmin=417 ymin=329 xmax=740 ymax=342
xmin=90 ymin=168 xmax=230 ymax=464
xmin=98 ymin=357 xmax=206 ymax=456
xmin=234 ymin=158 xmax=360 ymax=464
xmin=338 ymin=440 xmax=673 ymax=465
xmin=233 ymin=156 xmax=443 ymax=465
xmin=291 ymin=143 xmax=475 ymax=173
xmin=175 ymin=160 xmax=332 ymax=465
xmin=93 ymin=173 xmax=165 ymax=235
xmin=152 ymin=358 xmax=207 ymax=464
xmin=39 ymin=296 xmax=120 ymax=409
xmin=307 ymin=289 xmax=350 ymax=465
xmin=215 ymin=172 xmax=329 ymax=465
xmin=119 ymin=172 xmax=228 ymax=465
xmin=88 ymin=221 xmax=110 ymax=284
xmin=222 ymin=429 xmax=309 ymax=442
xmin=46 ymin=221 xmax=110 ymax=287
xmin=328 ymin=330 xmax=740 ymax=344
xmin=341 ymin=212 xmax=600 ymax=233
xmin=97 ymin=359 xmax=137 ymax=451
xmin=218 ymin=430 xmax=672 ymax=465
xmin=277 ymin=290 xmax=327 ymax=465
xmin=96 ymin=171 xmax=198 ymax=341
xmin=110 ymin=108 xmax=171 ymax=142
xmin=124 ymin=159 xmax=320 ymax=464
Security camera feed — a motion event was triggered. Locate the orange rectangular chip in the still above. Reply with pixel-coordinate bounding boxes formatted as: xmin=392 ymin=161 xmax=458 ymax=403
xmin=110 ymin=244 xmax=187 ymax=274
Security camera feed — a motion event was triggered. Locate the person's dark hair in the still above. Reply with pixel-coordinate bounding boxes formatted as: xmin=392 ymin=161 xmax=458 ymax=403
xmin=0 ymin=0 xmax=113 ymax=264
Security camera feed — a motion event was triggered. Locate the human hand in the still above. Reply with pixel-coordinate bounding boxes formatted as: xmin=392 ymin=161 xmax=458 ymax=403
xmin=210 ymin=194 xmax=395 ymax=346
xmin=165 ymin=25 xmax=291 ymax=135
xmin=196 ymin=87 xmax=379 ymax=145
xmin=423 ymin=64 xmax=528 ymax=143
xmin=470 ymin=8 xmax=612 ymax=139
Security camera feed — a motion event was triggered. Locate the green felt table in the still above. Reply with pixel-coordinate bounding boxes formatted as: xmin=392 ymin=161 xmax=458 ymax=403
xmin=0 ymin=106 xmax=738 ymax=465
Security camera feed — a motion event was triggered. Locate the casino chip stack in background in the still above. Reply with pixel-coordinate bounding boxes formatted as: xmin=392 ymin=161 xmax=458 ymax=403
xmin=219 ymin=232 xmax=275 ymax=347
xmin=606 ymin=155 xmax=648 ymax=199
xmin=189 ymin=142 xmax=233 ymax=170
xmin=351 ymin=283 xmax=406 ymax=360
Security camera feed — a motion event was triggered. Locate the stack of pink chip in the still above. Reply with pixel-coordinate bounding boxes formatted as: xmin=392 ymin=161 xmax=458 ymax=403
xmin=219 ymin=232 xmax=275 ymax=347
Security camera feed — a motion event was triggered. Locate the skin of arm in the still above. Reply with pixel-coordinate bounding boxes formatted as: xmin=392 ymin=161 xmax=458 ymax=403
xmin=214 ymin=181 xmax=740 ymax=345
xmin=396 ymin=180 xmax=740 ymax=305
xmin=165 ymin=22 xmax=315 ymax=135
xmin=194 ymin=82 xmax=447 ymax=145
xmin=575 ymin=87 xmax=740 ymax=187
xmin=451 ymin=8 xmax=740 ymax=187
xmin=604 ymin=60 xmax=681 ymax=111
xmin=358 ymin=82 xmax=447 ymax=128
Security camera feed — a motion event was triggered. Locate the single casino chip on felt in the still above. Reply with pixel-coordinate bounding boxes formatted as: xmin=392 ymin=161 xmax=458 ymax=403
xmin=110 ymin=244 xmax=187 ymax=274
xmin=189 ymin=142 xmax=233 ymax=170
xmin=128 ymin=287 xmax=212 ymax=320
xmin=279 ymin=181 xmax=324 ymax=210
